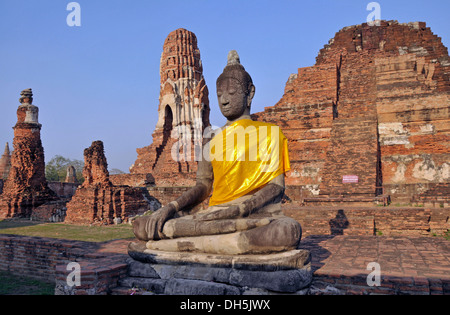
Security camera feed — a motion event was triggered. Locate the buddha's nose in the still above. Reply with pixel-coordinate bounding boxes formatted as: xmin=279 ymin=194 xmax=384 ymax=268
xmin=219 ymin=94 xmax=229 ymax=106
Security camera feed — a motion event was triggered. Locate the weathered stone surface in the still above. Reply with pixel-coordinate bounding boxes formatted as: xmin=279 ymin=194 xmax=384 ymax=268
xmin=165 ymin=278 xmax=240 ymax=295
xmin=229 ymin=267 xmax=312 ymax=293
xmin=127 ymin=259 xmax=161 ymax=278
xmin=130 ymin=28 xmax=210 ymax=186
xmin=125 ymin=245 xmax=312 ymax=294
xmin=128 ymin=242 xmax=311 ymax=271
xmin=128 ymin=258 xmax=231 ymax=283
xmin=119 ymin=277 xmax=166 ymax=294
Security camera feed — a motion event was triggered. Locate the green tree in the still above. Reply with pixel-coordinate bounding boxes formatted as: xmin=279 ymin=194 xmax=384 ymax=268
xmin=110 ymin=168 xmax=125 ymax=175
xmin=46 ymin=155 xmax=84 ymax=183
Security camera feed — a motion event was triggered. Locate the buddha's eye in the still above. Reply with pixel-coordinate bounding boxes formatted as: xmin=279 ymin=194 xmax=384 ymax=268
xmin=217 ymin=91 xmax=223 ymax=97
xmin=228 ymin=88 xmax=237 ymax=95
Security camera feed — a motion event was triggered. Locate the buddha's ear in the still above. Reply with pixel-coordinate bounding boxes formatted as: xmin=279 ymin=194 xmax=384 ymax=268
xmin=247 ymin=84 xmax=255 ymax=107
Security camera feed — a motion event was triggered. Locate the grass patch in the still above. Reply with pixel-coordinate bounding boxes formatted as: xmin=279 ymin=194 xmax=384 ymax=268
xmin=0 ymin=219 xmax=135 ymax=242
xmin=0 ymin=271 xmax=54 ymax=295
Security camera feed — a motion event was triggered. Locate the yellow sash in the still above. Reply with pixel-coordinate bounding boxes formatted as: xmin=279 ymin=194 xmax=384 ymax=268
xmin=209 ymin=119 xmax=290 ymax=206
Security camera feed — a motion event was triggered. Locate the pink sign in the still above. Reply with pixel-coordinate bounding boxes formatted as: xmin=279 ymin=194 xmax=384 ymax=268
xmin=343 ymin=175 xmax=359 ymax=183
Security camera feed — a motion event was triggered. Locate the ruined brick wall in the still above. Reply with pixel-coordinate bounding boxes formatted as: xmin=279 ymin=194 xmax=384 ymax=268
xmin=65 ymin=185 xmax=153 ymax=225
xmin=146 ymin=186 xmax=192 ymax=207
xmin=283 ymin=205 xmax=450 ymax=237
xmin=48 ymin=181 xmax=80 ymax=199
xmin=254 ymin=21 xmax=450 ymax=203
xmin=0 ymin=234 xmax=128 ymax=295
xmin=109 ymin=173 xmax=155 ymax=187
xmin=65 ymin=141 xmax=154 ymax=225
xmin=130 ymin=28 xmax=210 ymax=186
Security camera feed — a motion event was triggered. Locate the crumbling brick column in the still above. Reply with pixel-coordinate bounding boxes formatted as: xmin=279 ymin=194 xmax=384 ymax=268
xmin=0 ymin=89 xmax=58 ymax=218
xmin=65 ymin=141 xmax=154 ymax=225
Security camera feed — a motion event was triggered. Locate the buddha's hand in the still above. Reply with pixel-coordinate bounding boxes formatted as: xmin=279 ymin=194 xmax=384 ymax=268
xmin=132 ymin=204 xmax=176 ymax=241
xmin=196 ymin=204 xmax=248 ymax=221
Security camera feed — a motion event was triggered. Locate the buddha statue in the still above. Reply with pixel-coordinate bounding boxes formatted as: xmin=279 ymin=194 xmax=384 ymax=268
xmin=132 ymin=51 xmax=302 ymax=255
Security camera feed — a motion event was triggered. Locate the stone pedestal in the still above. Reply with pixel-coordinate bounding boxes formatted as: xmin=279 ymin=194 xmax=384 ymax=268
xmin=124 ymin=241 xmax=313 ymax=295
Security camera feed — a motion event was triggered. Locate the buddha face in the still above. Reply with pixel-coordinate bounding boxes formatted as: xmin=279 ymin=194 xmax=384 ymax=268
xmin=217 ymin=77 xmax=254 ymax=121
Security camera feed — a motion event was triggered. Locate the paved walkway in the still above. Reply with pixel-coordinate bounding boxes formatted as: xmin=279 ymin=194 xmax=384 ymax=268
xmin=96 ymin=235 xmax=450 ymax=295
xmin=298 ymin=235 xmax=450 ymax=294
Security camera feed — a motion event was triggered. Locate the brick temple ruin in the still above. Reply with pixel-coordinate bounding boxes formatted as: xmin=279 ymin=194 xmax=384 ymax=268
xmin=129 ymin=22 xmax=449 ymax=208
xmin=130 ymin=28 xmax=210 ymax=186
xmin=0 ymin=22 xmax=448 ymax=234
xmin=64 ymin=141 xmax=157 ymax=225
xmin=252 ymin=20 xmax=449 ymax=206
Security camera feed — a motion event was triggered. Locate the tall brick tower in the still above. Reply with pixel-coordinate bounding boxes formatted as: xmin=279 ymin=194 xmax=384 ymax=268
xmin=0 ymin=143 xmax=11 ymax=180
xmin=0 ymin=89 xmax=57 ymax=218
xmin=131 ymin=28 xmax=210 ymax=185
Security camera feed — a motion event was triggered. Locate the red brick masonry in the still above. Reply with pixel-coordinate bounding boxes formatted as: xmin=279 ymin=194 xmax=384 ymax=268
xmin=0 ymin=234 xmax=129 ymax=295
xmin=283 ymin=206 xmax=450 ymax=237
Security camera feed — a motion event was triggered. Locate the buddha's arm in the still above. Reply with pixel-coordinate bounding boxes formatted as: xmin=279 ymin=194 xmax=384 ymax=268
xmin=240 ymin=174 xmax=285 ymax=214
xmin=198 ymin=174 xmax=285 ymax=221
xmin=169 ymin=157 xmax=213 ymax=215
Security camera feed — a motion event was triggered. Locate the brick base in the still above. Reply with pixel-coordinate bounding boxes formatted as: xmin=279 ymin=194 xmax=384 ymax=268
xmin=283 ymin=205 xmax=450 ymax=237
xmin=0 ymin=234 xmax=129 ymax=295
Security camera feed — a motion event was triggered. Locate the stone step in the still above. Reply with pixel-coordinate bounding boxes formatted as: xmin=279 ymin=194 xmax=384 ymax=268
xmin=119 ymin=277 xmax=167 ymax=294
xmin=125 ymin=246 xmax=314 ymax=294
xmin=109 ymin=286 xmax=155 ymax=296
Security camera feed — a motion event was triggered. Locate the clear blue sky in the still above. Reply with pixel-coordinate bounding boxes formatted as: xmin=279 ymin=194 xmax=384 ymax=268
xmin=0 ymin=0 xmax=449 ymax=172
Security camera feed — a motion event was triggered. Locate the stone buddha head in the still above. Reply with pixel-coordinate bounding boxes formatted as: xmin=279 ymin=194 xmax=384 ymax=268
xmin=216 ymin=51 xmax=255 ymax=121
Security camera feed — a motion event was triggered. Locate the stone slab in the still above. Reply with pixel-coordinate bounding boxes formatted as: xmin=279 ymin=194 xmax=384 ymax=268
xmin=126 ymin=242 xmax=313 ymax=293
xmin=123 ymin=258 xmax=312 ymax=294
xmin=119 ymin=277 xmax=166 ymax=294
xmin=128 ymin=241 xmax=311 ymax=271
xmin=164 ymin=278 xmax=241 ymax=295
xmin=229 ymin=268 xmax=313 ymax=293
